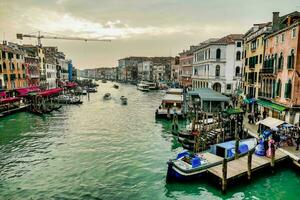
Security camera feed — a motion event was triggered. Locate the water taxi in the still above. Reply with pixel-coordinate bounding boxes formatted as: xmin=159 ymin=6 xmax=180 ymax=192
xmin=141 ymin=81 xmax=158 ymax=90
xmin=113 ymin=84 xmax=119 ymax=89
xmin=103 ymin=93 xmax=112 ymax=100
xmin=137 ymin=83 xmax=150 ymax=92
xmin=155 ymin=88 xmax=184 ymax=119
xmin=166 ymin=138 xmax=257 ymax=182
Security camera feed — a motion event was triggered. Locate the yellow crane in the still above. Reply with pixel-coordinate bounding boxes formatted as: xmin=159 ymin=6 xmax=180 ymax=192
xmin=16 ymin=31 xmax=111 ymax=46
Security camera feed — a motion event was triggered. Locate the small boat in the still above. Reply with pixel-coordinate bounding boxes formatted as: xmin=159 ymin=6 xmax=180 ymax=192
xmin=103 ymin=93 xmax=112 ymax=100
xmin=141 ymin=81 xmax=158 ymax=90
xmin=82 ymin=89 xmax=87 ymax=95
xmin=87 ymin=87 xmax=97 ymax=93
xmin=166 ymin=138 xmax=257 ymax=182
xmin=54 ymin=95 xmax=83 ymax=104
xmin=102 ymin=79 xmax=107 ymax=83
xmin=113 ymin=84 xmax=119 ymax=89
xmin=120 ymin=96 xmax=128 ymax=105
xmin=137 ymin=83 xmax=150 ymax=92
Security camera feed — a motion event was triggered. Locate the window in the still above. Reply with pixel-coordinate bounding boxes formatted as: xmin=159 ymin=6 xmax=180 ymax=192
xmin=216 ymin=49 xmax=221 ymax=59
xmin=0 ymin=64 xmax=2 ymax=73
xmin=235 ymin=66 xmax=240 ymax=76
xmin=276 ymin=79 xmax=282 ymax=97
xmin=281 ymin=33 xmax=285 ymax=42
xmin=245 ymin=58 xmax=248 ymax=66
xmin=215 ymin=65 xmax=220 ymax=77
xmin=287 ymin=49 xmax=295 ymax=69
xmin=226 ymin=84 xmax=232 ymax=90
xmin=259 ymin=54 xmax=262 ymax=63
xmin=276 ymin=36 xmax=279 ymax=45
xmin=285 ymin=79 xmax=292 ymax=99
xmin=278 ymin=52 xmax=284 ymax=70
xmin=257 ymin=39 xmax=259 ymax=47
xmin=292 ymin=28 xmax=296 ymax=38
xmin=2 ymin=51 xmax=6 ymax=59
xmin=3 ymin=62 xmax=6 ymax=69
xmin=237 ymin=42 xmax=241 ymax=47
xmin=266 ymin=39 xmax=269 ymax=47
xmin=236 ymin=51 xmax=241 ymax=60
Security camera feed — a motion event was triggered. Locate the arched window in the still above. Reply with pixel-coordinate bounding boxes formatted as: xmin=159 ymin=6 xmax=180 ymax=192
xmin=3 ymin=62 xmax=6 ymax=69
xmin=236 ymin=51 xmax=241 ymax=60
xmin=216 ymin=49 xmax=221 ymax=59
xmin=11 ymin=63 xmax=15 ymax=70
xmin=278 ymin=52 xmax=283 ymax=70
xmin=215 ymin=65 xmax=220 ymax=77
xmin=285 ymin=79 xmax=292 ymax=99
xmin=0 ymin=64 xmax=2 ymax=72
xmin=235 ymin=66 xmax=240 ymax=76
xmin=276 ymin=79 xmax=282 ymax=97
xmin=288 ymin=49 xmax=295 ymax=69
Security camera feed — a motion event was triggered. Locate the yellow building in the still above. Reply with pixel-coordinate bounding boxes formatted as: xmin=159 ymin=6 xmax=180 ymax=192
xmin=243 ymin=23 xmax=272 ymax=98
xmin=0 ymin=42 xmax=28 ymax=90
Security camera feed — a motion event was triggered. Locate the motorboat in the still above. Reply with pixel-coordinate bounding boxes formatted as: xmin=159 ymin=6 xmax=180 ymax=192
xmin=166 ymin=138 xmax=257 ymax=182
xmin=113 ymin=84 xmax=119 ymax=89
xmin=137 ymin=83 xmax=150 ymax=92
xmin=103 ymin=93 xmax=112 ymax=100
xmin=87 ymin=87 xmax=97 ymax=93
xmin=155 ymin=88 xmax=184 ymax=119
xmin=54 ymin=95 xmax=83 ymax=104
xmin=82 ymin=89 xmax=87 ymax=95
xmin=120 ymin=96 xmax=128 ymax=105
xmin=141 ymin=81 xmax=158 ymax=90
xmin=102 ymin=79 xmax=107 ymax=83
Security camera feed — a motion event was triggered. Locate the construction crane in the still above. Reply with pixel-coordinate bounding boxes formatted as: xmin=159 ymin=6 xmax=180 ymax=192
xmin=16 ymin=31 xmax=111 ymax=46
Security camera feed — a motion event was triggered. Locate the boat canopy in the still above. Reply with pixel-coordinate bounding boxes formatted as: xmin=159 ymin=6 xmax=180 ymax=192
xmin=37 ymin=88 xmax=63 ymax=97
xmin=256 ymin=99 xmax=287 ymax=112
xmin=162 ymin=94 xmax=183 ymax=103
xmin=15 ymin=86 xmax=40 ymax=97
xmin=0 ymin=97 xmax=21 ymax=104
xmin=0 ymin=91 xmax=6 ymax=97
xmin=188 ymin=88 xmax=229 ymax=102
xmin=256 ymin=117 xmax=286 ymax=128
xmin=167 ymin=88 xmax=183 ymax=95
xmin=222 ymin=108 xmax=244 ymax=115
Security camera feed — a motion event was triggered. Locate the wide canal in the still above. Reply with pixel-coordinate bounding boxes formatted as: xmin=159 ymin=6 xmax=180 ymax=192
xmin=0 ymin=82 xmax=299 ymax=199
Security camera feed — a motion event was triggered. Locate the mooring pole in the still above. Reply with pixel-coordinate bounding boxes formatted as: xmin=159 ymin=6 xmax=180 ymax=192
xmin=222 ymin=158 xmax=227 ymax=194
xmin=247 ymin=148 xmax=255 ymax=181
xmin=234 ymin=118 xmax=240 ymax=160
xmin=270 ymin=143 xmax=275 ymax=171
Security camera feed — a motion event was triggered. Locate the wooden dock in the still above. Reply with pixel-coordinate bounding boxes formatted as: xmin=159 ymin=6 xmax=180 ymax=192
xmin=206 ymin=147 xmax=289 ymax=193
xmin=0 ymin=105 xmax=28 ymax=118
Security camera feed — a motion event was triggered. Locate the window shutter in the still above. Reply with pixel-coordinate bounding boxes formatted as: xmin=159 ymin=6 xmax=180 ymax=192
xmin=287 ymin=56 xmax=291 ymax=69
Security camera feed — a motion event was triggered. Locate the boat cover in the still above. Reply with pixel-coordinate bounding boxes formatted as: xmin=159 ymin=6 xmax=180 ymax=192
xmin=256 ymin=117 xmax=286 ymax=128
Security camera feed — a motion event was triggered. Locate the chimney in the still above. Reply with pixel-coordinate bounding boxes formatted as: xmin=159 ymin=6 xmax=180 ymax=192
xmin=272 ymin=12 xmax=280 ymax=31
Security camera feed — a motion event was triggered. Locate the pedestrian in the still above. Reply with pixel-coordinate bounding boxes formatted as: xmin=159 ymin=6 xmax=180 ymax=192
xmin=295 ymin=128 xmax=300 ymax=151
xmin=263 ymin=110 xmax=267 ymax=119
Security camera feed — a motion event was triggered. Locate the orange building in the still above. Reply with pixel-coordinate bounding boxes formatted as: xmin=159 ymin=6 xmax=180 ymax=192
xmin=259 ymin=11 xmax=300 ymax=124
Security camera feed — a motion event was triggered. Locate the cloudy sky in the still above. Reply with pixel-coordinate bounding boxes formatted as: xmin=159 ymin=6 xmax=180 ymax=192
xmin=0 ymin=0 xmax=299 ymax=68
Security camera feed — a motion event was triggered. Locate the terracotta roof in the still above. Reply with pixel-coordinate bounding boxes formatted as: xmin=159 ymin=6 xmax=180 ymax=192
xmin=212 ymin=34 xmax=244 ymax=44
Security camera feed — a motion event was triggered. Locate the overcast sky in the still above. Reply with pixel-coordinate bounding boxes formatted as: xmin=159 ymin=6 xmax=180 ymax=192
xmin=0 ymin=0 xmax=299 ymax=69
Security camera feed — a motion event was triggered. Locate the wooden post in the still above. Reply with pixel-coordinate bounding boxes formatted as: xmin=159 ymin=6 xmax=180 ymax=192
xmin=222 ymin=158 xmax=227 ymax=194
xmin=247 ymin=148 xmax=255 ymax=181
xmin=270 ymin=143 xmax=275 ymax=169
xmin=234 ymin=118 xmax=240 ymax=160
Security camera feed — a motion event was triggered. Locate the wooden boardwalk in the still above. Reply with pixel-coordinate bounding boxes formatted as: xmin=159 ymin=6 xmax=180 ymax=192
xmin=208 ymin=150 xmax=288 ymax=180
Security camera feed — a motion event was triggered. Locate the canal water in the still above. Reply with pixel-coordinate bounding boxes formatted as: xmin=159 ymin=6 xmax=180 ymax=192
xmin=0 ymin=82 xmax=299 ymax=200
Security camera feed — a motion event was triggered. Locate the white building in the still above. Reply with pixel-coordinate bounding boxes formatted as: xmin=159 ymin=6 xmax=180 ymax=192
xmin=138 ymin=60 xmax=152 ymax=81
xmin=153 ymin=65 xmax=166 ymax=83
xmin=192 ymin=34 xmax=243 ymax=95
xmin=45 ymin=62 xmax=57 ymax=89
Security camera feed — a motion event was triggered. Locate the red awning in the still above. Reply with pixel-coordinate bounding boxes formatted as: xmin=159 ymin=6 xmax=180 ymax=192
xmin=0 ymin=91 xmax=6 ymax=98
xmin=0 ymin=97 xmax=21 ymax=104
xmin=38 ymin=88 xmax=63 ymax=97
xmin=15 ymin=86 xmax=41 ymax=97
xmin=65 ymin=82 xmax=78 ymax=88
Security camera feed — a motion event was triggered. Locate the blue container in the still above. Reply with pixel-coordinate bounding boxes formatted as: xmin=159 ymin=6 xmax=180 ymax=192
xmin=239 ymin=144 xmax=249 ymax=154
xmin=191 ymin=157 xmax=201 ymax=168
xmin=176 ymin=150 xmax=189 ymax=159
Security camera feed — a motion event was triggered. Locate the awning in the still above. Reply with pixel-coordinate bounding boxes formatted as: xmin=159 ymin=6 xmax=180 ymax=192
xmin=243 ymin=98 xmax=256 ymax=104
xmin=15 ymin=86 xmax=40 ymax=97
xmin=0 ymin=97 xmax=21 ymax=104
xmin=256 ymin=117 xmax=285 ymax=128
xmin=222 ymin=108 xmax=244 ymax=115
xmin=162 ymin=94 xmax=183 ymax=103
xmin=256 ymin=99 xmax=287 ymax=112
xmin=38 ymin=88 xmax=63 ymax=97
xmin=0 ymin=91 xmax=6 ymax=98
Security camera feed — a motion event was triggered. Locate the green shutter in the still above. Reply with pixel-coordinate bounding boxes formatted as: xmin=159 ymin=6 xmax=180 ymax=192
xmin=287 ymin=56 xmax=291 ymax=69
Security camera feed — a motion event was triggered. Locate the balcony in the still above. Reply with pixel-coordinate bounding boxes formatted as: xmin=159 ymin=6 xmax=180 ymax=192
xmin=260 ymin=68 xmax=274 ymax=74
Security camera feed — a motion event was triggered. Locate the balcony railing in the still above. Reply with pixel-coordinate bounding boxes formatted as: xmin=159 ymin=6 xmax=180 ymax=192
xmin=260 ymin=68 xmax=274 ymax=74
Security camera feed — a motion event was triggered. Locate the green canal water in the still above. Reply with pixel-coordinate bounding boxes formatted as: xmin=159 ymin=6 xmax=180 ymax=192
xmin=0 ymin=82 xmax=299 ymax=200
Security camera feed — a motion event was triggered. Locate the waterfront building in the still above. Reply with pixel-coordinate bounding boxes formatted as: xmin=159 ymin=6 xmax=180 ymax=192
xmin=179 ymin=46 xmax=196 ymax=87
xmin=0 ymin=41 xmax=27 ymax=90
xmin=192 ymin=35 xmax=243 ymax=95
xmin=171 ymin=56 xmax=180 ymax=84
xmin=259 ymin=11 xmax=300 ymax=124
xmin=23 ymin=45 xmax=40 ymax=87
xmin=138 ymin=60 xmax=153 ymax=81
xmin=43 ymin=47 xmax=58 ymax=89
xmin=243 ymin=22 xmax=272 ymax=98
xmin=153 ymin=65 xmax=166 ymax=83
xmin=56 ymin=52 xmax=69 ymax=81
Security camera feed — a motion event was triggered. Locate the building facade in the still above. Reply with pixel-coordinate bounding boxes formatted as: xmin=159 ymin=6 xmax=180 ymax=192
xmin=192 ymin=35 xmax=243 ymax=95
xmin=259 ymin=11 xmax=300 ymax=124
xmin=138 ymin=60 xmax=153 ymax=81
xmin=179 ymin=47 xmax=195 ymax=87
xmin=243 ymin=23 xmax=272 ymax=98
xmin=0 ymin=42 xmax=27 ymax=90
